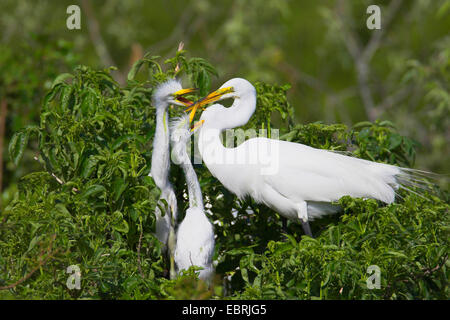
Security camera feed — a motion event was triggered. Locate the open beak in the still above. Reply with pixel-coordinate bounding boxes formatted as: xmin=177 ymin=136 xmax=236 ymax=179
xmin=172 ymin=88 xmax=197 ymax=107
xmin=191 ymin=120 xmax=204 ymax=132
xmin=185 ymin=86 xmax=234 ymax=123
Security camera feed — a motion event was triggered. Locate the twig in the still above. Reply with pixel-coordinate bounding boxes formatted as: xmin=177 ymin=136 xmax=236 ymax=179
xmin=51 ymin=173 xmax=64 ymax=185
xmin=0 ymin=234 xmax=59 ymax=290
xmin=384 ymin=254 xmax=448 ymax=298
xmin=33 ymin=155 xmax=79 ymax=192
xmin=421 ymin=254 xmax=448 ymax=278
xmin=137 ymin=221 xmax=145 ymax=279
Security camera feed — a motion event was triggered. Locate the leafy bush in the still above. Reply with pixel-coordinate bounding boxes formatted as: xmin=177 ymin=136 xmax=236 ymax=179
xmin=1 ymin=51 xmax=448 ymax=299
xmin=232 ymin=193 xmax=449 ymax=299
xmin=0 ymin=37 xmax=79 ymax=208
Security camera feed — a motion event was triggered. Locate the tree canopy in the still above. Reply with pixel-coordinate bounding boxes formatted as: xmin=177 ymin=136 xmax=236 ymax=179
xmin=0 ymin=0 xmax=448 ymax=299
xmin=1 ymin=51 xmax=448 ymax=299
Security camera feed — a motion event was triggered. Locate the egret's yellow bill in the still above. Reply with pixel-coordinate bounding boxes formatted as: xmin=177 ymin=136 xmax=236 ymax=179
xmin=185 ymin=87 xmax=234 ymax=123
xmin=172 ymin=88 xmax=197 ymax=107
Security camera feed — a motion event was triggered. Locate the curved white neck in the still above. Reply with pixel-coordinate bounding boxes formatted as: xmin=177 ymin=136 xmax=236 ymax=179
xmin=176 ymin=138 xmax=204 ymax=209
xmin=222 ymin=94 xmax=256 ymax=130
xmin=151 ymin=105 xmax=171 ymax=190
xmin=198 ymin=93 xmax=256 ymax=164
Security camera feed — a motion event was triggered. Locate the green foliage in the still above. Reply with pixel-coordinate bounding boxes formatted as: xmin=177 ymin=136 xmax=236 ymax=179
xmin=281 ymin=122 xmax=348 ymax=151
xmin=245 ymin=82 xmax=293 ymax=133
xmin=281 ymin=119 xmax=418 ymax=166
xmin=2 ymin=53 xmax=218 ymax=299
xmin=127 ymin=51 xmax=218 ymax=97
xmin=351 ymin=121 xmax=418 ymax=167
xmin=1 ymin=0 xmax=448 ymax=186
xmin=2 ymin=50 xmax=449 ymax=300
xmin=165 ymin=53 xmax=219 ymax=96
xmin=232 ymin=193 xmax=449 ymax=299
xmin=0 ymin=37 xmax=79 ymax=208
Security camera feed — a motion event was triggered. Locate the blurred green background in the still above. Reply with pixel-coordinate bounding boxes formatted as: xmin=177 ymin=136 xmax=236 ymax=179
xmin=0 ymin=0 xmax=449 ymax=210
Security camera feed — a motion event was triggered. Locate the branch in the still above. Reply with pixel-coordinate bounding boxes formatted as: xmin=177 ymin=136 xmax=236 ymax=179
xmin=278 ymin=60 xmax=357 ymax=123
xmin=384 ymin=254 xmax=449 ymax=298
xmin=33 ymin=155 xmax=79 ymax=192
xmin=0 ymin=234 xmax=59 ymax=290
xmin=146 ymin=9 xmax=193 ymax=54
xmin=421 ymin=254 xmax=448 ymax=278
xmin=81 ymin=0 xmax=125 ymax=85
xmin=375 ymin=85 xmax=412 ymax=114
xmin=336 ymin=0 xmax=362 ymax=60
xmin=137 ymin=222 xmax=144 ymax=279
xmin=145 ymin=9 xmax=205 ymax=65
xmin=336 ymin=0 xmax=404 ymax=121
xmin=362 ymin=0 xmax=403 ymax=63
xmin=355 ymin=59 xmax=376 ymax=120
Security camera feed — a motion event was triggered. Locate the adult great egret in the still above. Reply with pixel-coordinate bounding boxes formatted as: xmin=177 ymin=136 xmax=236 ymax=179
xmin=150 ymin=79 xmax=194 ymax=278
xmin=170 ymin=115 xmax=215 ymax=283
xmin=189 ymin=78 xmax=428 ymax=237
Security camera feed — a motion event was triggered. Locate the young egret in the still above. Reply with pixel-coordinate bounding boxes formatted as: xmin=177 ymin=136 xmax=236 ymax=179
xmin=189 ymin=78 xmax=428 ymax=237
xmin=150 ymin=79 xmax=194 ymax=278
xmin=170 ymin=114 xmax=215 ymax=283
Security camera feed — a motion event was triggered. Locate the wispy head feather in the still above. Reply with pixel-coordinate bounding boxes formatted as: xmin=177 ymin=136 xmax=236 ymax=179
xmin=152 ymin=79 xmax=183 ymax=107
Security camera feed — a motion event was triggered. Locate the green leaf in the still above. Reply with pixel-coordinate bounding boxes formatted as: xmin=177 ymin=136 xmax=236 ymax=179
xmin=82 ymin=184 xmax=106 ymax=198
xmin=111 ymin=134 xmax=136 ymax=150
xmin=385 ymin=251 xmax=408 ymax=259
xmin=9 ymin=131 xmax=29 ymax=166
xmin=113 ymin=178 xmax=128 ymax=202
xmin=388 ymin=134 xmax=402 ymax=150
xmin=378 ymin=120 xmax=396 ymax=128
xmin=81 ymin=157 xmax=98 ymax=179
xmin=51 ymin=73 xmax=73 ymax=88
xmin=54 ymin=203 xmax=71 ymax=216
xmin=27 ymin=235 xmax=41 ymax=253
xmin=113 ymin=219 xmax=130 ymax=233
xmin=352 ymin=121 xmax=373 ymax=129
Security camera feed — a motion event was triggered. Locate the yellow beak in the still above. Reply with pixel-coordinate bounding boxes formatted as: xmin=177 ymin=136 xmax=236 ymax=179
xmin=191 ymin=120 xmax=205 ymax=132
xmin=171 ymin=88 xmax=196 ymax=107
xmin=185 ymin=86 xmax=234 ymax=123
xmin=173 ymin=88 xmax=197 ymax=96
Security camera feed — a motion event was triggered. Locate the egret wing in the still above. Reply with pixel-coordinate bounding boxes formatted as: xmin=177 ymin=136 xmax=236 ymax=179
xmin=245 ymin=138 xmax=400 ymax=204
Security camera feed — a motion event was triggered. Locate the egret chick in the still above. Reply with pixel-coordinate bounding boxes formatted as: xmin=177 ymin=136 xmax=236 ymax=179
xmin=151 ymin=79 xmax=194 ymax=278
xmin=170 ymin=115 xmax=215 ymax=283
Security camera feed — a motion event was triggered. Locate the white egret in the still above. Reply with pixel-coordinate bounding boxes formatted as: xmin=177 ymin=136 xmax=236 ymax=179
xmin=170 ymin=114 xmax=215 ymax=283
xmin=188 ymin=78 xmax=428 ymax=237
xmin=150 ymin=79 xmax=194 ymax=278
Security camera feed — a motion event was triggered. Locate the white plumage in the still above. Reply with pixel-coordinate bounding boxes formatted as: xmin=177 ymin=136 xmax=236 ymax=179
xmin=170 ymin=115 xmax=215 ymax=283
xmin=150 ymin=79 xmax=195 ymax=281
xmin=194 ymin=78 xmax=425 ymax=236
xmin=151 ymin=79 xmax=184 ymax=246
